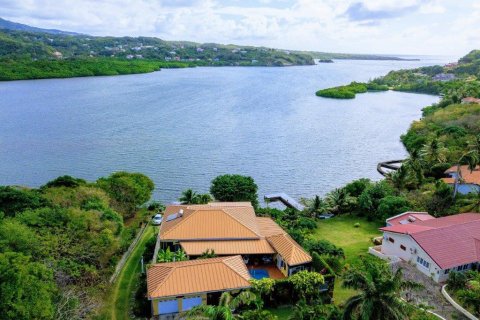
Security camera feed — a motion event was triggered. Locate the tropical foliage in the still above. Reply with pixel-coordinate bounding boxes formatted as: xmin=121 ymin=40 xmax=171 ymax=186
xmin=341 ymin=258 xmax=421 ymax=320
xmin=0 ymin=172 xmax=154 ymax=319
xmin=210 ymin=174 xmax=259 ymax=208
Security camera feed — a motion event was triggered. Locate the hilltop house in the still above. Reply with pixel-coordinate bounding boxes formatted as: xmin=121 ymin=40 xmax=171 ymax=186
xmin=147 ymin=202 xmax=312 ymax=318
xmin=377 ymin=212 xmax=480 ymax=283
xmin=442 ymin=165 xmax=480 ymax=194
xmin=461 ymin=97 xmax=480 ymax=104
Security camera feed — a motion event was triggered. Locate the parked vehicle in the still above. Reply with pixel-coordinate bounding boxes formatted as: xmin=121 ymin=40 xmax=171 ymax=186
xmin=152 ymin=213 xmax=163 ymax=225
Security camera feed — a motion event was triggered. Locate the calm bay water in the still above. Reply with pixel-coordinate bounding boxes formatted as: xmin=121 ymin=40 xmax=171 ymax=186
xmin=0 ymin=58 xmax=448 ymax=204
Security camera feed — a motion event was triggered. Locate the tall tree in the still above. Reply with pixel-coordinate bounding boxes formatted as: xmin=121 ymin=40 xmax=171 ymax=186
xmin=97 ymin=171 xmax=154 ymax=217
xmin=342 ymin=258 xmax=421 ymax=320
xmin=210 ymin=175 xmax=259 ymax=208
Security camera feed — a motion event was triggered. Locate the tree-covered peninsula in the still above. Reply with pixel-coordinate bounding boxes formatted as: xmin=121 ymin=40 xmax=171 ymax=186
xmin=316 ymin=50 xmax=480 ymax=100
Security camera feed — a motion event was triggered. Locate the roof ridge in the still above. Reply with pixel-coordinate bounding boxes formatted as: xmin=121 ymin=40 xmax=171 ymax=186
xmin=222 ymin=255 xmax=251 ymax=281
xmin=161 ymin=208 xmax=198 ymax=238
xmin=417 ymin=215 xmax=480 ymax=231
xmin=150 ymin=266 xmax=175 ymax=297
xmin=220 ymin=208 xmax=262 ymax=237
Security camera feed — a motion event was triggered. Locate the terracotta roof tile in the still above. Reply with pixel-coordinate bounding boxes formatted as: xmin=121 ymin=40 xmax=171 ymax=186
xmin=444 ymin=165 xmax=480 ymax=185
xmin=147 ymin=256 xmax=252 ymax=299
xmin=179 ymin=239 xmax=275 ymax=255
xmin=266 ymin=233 xmax=312 ymax=266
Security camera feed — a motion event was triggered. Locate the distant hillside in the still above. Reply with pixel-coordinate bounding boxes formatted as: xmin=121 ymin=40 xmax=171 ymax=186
xmin=0 ymin=17 xmax=80 ymax=35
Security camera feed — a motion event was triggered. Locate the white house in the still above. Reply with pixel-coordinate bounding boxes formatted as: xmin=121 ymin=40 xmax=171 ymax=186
xmin=379 ymin=212 xmax=480 ymax=282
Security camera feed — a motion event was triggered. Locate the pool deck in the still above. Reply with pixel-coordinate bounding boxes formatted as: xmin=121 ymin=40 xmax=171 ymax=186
xmin=248 ymin=264 xmax=286 ymax=279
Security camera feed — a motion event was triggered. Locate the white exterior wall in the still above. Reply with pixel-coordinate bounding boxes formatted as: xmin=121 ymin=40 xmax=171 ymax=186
xmin=381 ymin=232 xmax=445 ymax=282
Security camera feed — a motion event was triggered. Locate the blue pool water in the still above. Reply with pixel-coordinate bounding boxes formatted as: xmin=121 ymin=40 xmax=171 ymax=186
xmin=249 ymin=269 xmax=269 ymax=279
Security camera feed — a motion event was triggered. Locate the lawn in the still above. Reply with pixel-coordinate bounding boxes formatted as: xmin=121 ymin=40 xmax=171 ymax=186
xmin=311 ymin=215 xmax=382 ymax=305
xmin=267 ymin=305 xmax=292 ymax=319
xmin=105 ymin=224 xmax=156 ymax=320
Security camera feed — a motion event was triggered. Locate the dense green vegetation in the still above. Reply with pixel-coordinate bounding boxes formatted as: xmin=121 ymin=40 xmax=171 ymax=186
xmin=210 ymin=174 xmax=259 ymax=208
xmin=0 ymin=58 xmax=192 ymax=81
xmin=317 ymin=50 xmax=480 ymax=100
xmin=446 ymin=271 xmax=480 ymax=316
xmin=316 ymin=81 xmax=387 ymax=99
xmin=0 ymin=173 xmax=155 ymax=319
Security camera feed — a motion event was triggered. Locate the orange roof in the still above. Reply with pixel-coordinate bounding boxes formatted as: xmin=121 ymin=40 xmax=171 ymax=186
xmin=256 ymin=217 xmax=285 ymax=236
xmin=444 ymin=165 xmax=480 ymax=185
xmin=147 ymin=256 xmax=252 ymax=299
xmin=266 ymin=233 xmax=312 ymax=266
xmin=180 ymin=239 xmax=275 ymax=255
xmin=160 ymin=203 xmax=261 ymax=240
xmin=160 ymin=203 xmax=312 ymax=266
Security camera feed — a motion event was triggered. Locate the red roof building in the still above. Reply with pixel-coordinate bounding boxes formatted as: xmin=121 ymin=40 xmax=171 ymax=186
xmin=379 ymin=212 xmax=480 ymax=282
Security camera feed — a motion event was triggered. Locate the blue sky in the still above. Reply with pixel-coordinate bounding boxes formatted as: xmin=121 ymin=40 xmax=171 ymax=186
xmin=1 ymin=0 xmax=479 ymax=57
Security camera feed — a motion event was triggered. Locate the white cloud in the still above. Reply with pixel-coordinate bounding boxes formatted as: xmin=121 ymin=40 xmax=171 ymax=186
xmin=0 ymin=0 xmax=478 ymax=56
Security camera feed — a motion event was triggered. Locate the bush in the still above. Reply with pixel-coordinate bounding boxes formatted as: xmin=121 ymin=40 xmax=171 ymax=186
xmin=303 ymin=239 xmax=345 ymax=258
xmin=354 ymin=222 xmax=360 ymax=228
xmin=377 ymin=196 xmax=411 ymax=221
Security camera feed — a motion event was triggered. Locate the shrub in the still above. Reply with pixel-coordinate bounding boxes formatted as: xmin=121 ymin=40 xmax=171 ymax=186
xmin=354 ymin=222 xmax=360 ymax=228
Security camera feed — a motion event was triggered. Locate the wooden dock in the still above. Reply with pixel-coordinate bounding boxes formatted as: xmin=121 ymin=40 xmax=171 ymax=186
xmin=264 ymin=193 xmax=305 ymax=211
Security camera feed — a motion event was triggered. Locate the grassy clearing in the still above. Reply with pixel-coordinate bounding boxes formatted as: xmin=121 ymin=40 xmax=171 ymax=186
xmin=106 ymin=224 xmax=156 ymax=320
xmin=267 ymin=305 xmax=292 ymax=319
xmin=311 ymin=215 xmax=382 ymax=305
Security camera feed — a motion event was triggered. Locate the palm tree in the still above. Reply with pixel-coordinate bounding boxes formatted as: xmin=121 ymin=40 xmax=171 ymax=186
xmin=326 ymin=188 xmax=350 ymax=215
xmin=342 ymin=258 xmax=421 ymax=320
xmin=386 ymin=164 xmax=409 ymax=190
xmin=186 ymin=291 xmax=258 ymax=320
xmin=403 ymin=149 xmax=425 ymax=187
xmin=420 ymin=138 xmax=447 ymax=165
xmin=197 ymin=193 xmax=213 ymax=204
xmin=307 ymin=195 xmax=328 ymax=218
xmin=179 ymin=189 xmax=199 ymax=204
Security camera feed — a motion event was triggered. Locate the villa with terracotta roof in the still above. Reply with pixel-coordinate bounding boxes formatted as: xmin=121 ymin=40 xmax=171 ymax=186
xmin=378 ymin=211 xmax=480 ymax=283
xmin=147 ymin=202 xmax=312 ymax=317
xmin=442 ymin=165 xmax=480 ymax=194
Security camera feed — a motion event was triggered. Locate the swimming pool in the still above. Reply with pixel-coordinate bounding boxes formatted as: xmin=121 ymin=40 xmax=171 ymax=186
xmin=249 ymin=269 xmax=269 ymax=280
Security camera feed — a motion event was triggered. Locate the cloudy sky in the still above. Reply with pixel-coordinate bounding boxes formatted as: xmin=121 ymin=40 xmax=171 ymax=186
xmin=1 ymin=0 xmax=479 ymax=57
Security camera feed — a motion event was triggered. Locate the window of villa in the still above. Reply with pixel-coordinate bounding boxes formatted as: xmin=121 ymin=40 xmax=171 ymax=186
xmin=444 ymin=269 xmax=450 ymax=274
xmin=417 ymin=257 xmax=429 ymax=269
xmin=400 ymin=245 xmax=406 ymax=251
xmin=388 ymin=237 xmax=395 ymax=243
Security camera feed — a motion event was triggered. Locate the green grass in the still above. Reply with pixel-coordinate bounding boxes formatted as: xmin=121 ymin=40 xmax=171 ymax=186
xmin=311 ymin=215 xmax=382 ymax=305
xmin=267 ymin=306 xmax=292 ymax=319
xmin=107 ymin=224 xmax=156 ymax=320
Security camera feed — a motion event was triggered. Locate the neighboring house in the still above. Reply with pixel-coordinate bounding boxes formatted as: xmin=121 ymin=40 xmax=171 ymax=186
xmin=148 ymin=202 xmax=312 ymax=318
xmin=432 ymin=73 xmax=456 ymax=81
xmin=378 ymin=212 xmax=480 ymax=283
xmin=461 ymin=97 xmax=480 ymax=104
xmin=385 ymin=211 xmax=435 ymax=227
xmin=147 ymin=256 xmax=251 ymax=318
xmin=442 ymin=165 xmax=480 ymax=195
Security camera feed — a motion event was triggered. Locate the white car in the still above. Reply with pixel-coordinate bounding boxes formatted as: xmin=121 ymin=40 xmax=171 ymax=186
xmin=152 ymin=213 xmax=163 ymax=225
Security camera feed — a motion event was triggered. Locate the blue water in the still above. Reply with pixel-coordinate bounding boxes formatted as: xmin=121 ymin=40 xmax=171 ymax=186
xmin=0 ymin=58 xmax=448 ymax=204
xmin=249 ymin=269 xmax=270 ymax=280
